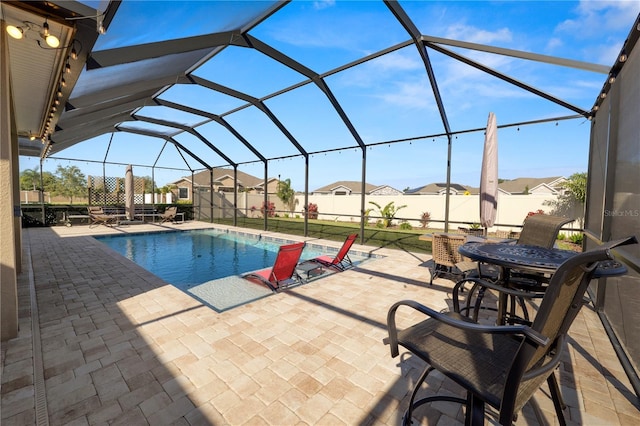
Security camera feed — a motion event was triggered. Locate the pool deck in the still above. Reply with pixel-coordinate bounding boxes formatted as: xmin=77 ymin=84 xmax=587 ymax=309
xmin=2 ymin=221 xmax=638 ymax=425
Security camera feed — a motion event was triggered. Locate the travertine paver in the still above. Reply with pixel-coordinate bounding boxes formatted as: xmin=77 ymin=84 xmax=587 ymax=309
xmin=1 ymin=222 xmax=638 ymax=425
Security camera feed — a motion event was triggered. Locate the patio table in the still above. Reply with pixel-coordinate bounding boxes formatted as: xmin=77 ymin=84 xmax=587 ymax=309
xmin=458 ymin=242 xmax=627 ymax=324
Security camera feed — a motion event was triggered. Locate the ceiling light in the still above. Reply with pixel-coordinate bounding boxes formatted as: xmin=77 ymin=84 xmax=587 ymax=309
xmin=45 ymin=34 xmax=60 ymax=48
xmin=97 ymin=14 xmax=106 ymax=34
xmin=600 ymin=92 xmax=607 ymax=99
xmin=65 ymin=62 xmax=71 ymax=73
xmin=29 ymin=134 xmax=36 ymax=141
xmin=61 ymin=78 xmax=66 ymax=87
xmin=40 ymin=18 xmax=61 ymax=47
xmin=608 ymin=73 xmax=616 ymax=84
xmin=71 ymin=47 xmax=78 ymax=60
xmin=6 ymin=25 xmax=24 ymax=39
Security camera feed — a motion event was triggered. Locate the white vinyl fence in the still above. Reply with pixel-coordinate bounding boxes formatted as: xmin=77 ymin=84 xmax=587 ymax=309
xmin=201 ymin=191 xmax=581 ymax=235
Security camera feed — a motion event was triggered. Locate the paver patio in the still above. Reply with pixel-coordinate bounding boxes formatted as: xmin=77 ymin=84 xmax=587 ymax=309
xmin=2 ymin=222 xmax=638 ymax=425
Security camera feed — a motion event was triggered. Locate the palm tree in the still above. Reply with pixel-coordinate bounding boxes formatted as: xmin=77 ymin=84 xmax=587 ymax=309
xmin=276 ymin=178 xmax=298 ymax=214
xmin=368 ymin=201 xmax=407 ymax=228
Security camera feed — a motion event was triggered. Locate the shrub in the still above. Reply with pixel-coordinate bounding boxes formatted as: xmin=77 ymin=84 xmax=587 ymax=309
xmin=368 ymin=201 xmax=407 ymax=228
xmin=261 ymin=201 xmax=275 ymax=217
xmin=569 ymin=233 xmax=583 ymax=245
xmin=399 ymin=221 xmax=412 ymax=230
xmin=526 ymin=209 xmax=545 ymax=218
xmin=307 ymin=203 xmax=318 ymax=219
xmin=420 ymin=211 xmax=431 ymax=229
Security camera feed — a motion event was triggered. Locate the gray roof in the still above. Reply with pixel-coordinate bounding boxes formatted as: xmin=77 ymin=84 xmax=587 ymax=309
xmin=498 ymin=177 xmax=564 ymax=194
xmin=405 ymin=183 xmax=470 ymax=194
xmin=174 ymin=169 xmax=272 ymax=189
xmin=313 ymin=181 xmax=378 ymax=194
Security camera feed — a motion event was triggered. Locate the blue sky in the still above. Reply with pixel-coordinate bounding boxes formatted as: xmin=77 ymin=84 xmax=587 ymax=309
xmin=22 ymin=0 xmax=640 ymax=191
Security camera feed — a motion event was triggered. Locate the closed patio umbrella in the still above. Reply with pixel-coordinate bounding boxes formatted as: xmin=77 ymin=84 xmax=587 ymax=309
xmin=480 ymin=112 xmax=498 ymax=235
xmin=125 ymin=165 xmax=134 ymax=221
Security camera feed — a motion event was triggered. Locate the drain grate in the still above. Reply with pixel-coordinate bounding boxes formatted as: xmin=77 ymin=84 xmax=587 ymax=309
xmin=26 ymin=235 xmax=49 ymax=426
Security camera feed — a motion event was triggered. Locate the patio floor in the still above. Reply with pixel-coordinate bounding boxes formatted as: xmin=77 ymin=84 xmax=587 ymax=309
xmin=2 ymin=222 xmax=638 ymax=425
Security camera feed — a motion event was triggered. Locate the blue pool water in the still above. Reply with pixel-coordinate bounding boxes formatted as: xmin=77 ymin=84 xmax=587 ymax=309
xmin=95 ymin=229 xmax=327 ymax=289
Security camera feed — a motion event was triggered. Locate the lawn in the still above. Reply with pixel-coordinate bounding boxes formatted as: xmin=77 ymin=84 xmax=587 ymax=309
xmin=213 ymin=217 xmax=433 ymax=255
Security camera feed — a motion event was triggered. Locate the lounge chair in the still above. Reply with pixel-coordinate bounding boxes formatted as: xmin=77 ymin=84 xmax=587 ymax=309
xmin=309 ymin=233 xmax=358 ymax=271
xmin=243 ymin=242 xmax=305 ymax=291
xmin=160 ymin=206 xmax=178 ymax=223
xmin=88 ymin=206 xmax=118 ymax=228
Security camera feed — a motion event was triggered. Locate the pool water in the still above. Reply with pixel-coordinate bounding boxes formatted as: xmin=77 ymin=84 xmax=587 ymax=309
xmin=95 ymin=229 xmax=373 ymax=312
xmin=95 ymin=229 xmax=328 ymax=289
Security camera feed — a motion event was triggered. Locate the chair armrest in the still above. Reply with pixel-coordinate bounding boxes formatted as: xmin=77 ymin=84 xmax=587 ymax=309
xmin=386 ymin=299 xmax=549 ymax=358
xmin=522 ymin=334 xmax=566 ymax=381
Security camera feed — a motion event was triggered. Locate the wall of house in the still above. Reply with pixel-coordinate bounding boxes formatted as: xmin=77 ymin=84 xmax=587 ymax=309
xmin=1 ymin=26 xmax=19 ymax=340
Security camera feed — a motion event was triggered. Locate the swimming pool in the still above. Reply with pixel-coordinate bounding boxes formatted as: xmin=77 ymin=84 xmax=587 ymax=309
xmin=95 ymin=229 xmax=372 ymax=311
xmin=95 ymin=229 xmax=330 ymax=287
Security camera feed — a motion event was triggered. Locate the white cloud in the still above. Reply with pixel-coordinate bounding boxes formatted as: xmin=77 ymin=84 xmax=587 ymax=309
xmin=546 ymin=38 xmax=564 ymax=51
xmin=313 ymin=0 xmax=335 ymax=11
xmin=556 ymin=0 xmax=640 ymax=37
xmin=375 ymin=80 xmax=435 ymax=109
xmin=445 ymin=24 xmax=513 ymax=45
xmin=370 ymin=50 xmax=422 ymax=72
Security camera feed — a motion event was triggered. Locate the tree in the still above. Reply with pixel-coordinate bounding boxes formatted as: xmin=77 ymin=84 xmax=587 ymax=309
xmin=20 ymin=167 xmax=55 ymax=191
xmin=53 ymin=165 xmax=87 ymax=203
xmin=368 ymin=201 xmax=407 ymax=228
xmin=139 ymin=176 xmax=156 ymax=193
xmin=562 ymin=172 xmax=587 ymax=203
xmin=20 ymin=168 xmax=40 ymax=190
xmin=544 ymin=172 xmax=587 ymax=226
xmin=276 ymin=178 xmax=297 ymax=214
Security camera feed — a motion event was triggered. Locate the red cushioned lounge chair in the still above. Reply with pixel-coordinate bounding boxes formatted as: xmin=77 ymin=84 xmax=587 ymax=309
xmin=310 ymin=233 xmax=358 ymax=271
xmin=243 ymin=242 xmax=305 ymax=292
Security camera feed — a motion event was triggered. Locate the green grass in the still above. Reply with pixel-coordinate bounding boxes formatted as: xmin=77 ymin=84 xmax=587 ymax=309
xmin=213 ymin=217 xmax=433 ymax=255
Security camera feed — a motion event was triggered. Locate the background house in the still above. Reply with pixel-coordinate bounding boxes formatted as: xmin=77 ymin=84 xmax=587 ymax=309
xmin=312 ymin=181 xmax=402 ymax=196
xmin=498 ymin=177 xmax=566 ymax=195
xmin=171 ymin=169 xmax=279 ymax=202
xmin=405 ymin=183 xmax=472 ymax=195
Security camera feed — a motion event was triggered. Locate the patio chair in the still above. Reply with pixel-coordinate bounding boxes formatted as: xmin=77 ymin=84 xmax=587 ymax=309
xmin=160 ymin=206 xmax=178 ymax=223
xmin=243 ymin=242 xmax=305 ymax=292
xmin=308 ymin=233 xmax=358 ymax=271
xmin=429 ymin=234 xmax=479 ymax=285
xmin=385 ymin=236 xmax=637 ymax=426
xmin=517 ymin=214 xmax=573 ymax=249
xmin=87 ymin=206 xmax=118 ymax=228
xmin=506 ymin=214 xmax=576 ymax=317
